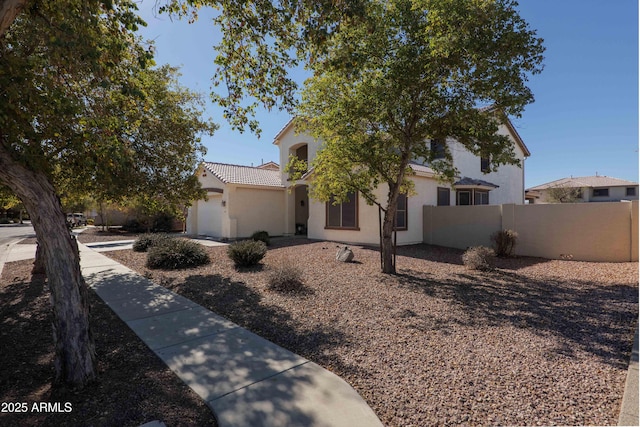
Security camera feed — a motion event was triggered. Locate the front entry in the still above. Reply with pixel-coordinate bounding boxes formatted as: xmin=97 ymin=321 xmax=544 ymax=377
xmin=294 ymin=185 xmax=309 ymax=235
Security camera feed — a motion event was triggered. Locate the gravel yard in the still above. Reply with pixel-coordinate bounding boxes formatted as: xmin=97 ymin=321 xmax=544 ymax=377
xmin=103 ymin=237 xmax=638 ymax=426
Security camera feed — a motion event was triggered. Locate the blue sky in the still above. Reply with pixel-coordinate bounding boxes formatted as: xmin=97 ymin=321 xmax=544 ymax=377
xmin=137 ymin=0 xmax=638 ymax=188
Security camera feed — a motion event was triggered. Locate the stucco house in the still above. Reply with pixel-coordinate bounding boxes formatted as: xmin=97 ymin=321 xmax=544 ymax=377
xmin=187 ymin=117 xmax=530 ymax=245
xmin=525 ymin=175 xmax=639 ymax=204
xmin=186 ymin=162 xmax=286 ymax=239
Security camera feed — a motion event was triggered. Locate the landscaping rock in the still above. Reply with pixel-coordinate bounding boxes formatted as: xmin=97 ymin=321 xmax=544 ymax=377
xmin=335 ymin=246 xmax=354 ymax=262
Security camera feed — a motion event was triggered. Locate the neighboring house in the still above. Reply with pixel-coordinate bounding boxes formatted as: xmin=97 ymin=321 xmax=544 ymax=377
xmin=188 ymin=117 xmax=530 ymax=244
xmin=525 ymin=175 xmax=639 ymax=204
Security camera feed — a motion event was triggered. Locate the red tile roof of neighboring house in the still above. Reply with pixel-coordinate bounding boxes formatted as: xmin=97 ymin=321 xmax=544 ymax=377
xmin=527 ymin=176 xmax=638 ymax=191
xmin=203 ymin=162 xmax=284 ymax=188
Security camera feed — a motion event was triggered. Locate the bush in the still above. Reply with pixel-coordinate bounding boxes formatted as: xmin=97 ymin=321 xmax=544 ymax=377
xmin=122 ymin=218 xmax=146 ymax=232
xmin=146 ymin=238 xmax=210 ymax=270
xmin=251 ymin=230 xmax=270 ymax=246
xmin=152 ymin=212 xmax=175 ymax=232
xmin=133 ymin=233 xmax=172 ymax=252
xmin=0 ymin=217 xmax=10 ymax=224
xmin=227 ymin=240 xmax=267 ymax=268
xmin=462 ymin=246 xmax=494 ymax=271
xmin=491 ymin=229 xmax=518 ymax=257
xmin=267 ymin=262 xmax=304 ymax=293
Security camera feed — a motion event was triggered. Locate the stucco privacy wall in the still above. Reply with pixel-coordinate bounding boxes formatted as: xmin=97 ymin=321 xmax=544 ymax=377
xmin=423 ymin=201 xmax=639 ymax=262
xmin=423 ymin=205 xmax=502 ymax=249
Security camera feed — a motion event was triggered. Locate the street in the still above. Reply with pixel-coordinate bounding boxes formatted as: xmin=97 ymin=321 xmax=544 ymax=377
xmin=0 ymin=223 xmax=36 ymax=275
xmin=0 ymin=222 xmax=35 ymax=247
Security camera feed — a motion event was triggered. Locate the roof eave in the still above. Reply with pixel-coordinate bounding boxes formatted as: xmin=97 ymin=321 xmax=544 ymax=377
xmin=272 ymin=117 xmax=297 ymax=145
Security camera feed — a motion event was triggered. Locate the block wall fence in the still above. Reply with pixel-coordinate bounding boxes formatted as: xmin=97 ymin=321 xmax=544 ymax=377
xmin=423 ymin=201 xmax=639 ymax=262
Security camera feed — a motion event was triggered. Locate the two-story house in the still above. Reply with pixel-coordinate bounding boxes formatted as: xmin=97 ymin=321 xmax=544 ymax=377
xmin=525 ymin=175 xmax=639 ymax=204
xmin=187 ymin=117 xmax=530 ymax=245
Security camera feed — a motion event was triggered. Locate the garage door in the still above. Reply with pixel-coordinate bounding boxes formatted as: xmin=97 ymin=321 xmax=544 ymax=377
xmin=197 ymin=194 xmax=223 ymax=237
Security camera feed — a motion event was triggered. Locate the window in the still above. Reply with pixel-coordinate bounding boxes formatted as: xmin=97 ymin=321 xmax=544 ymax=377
xmin=395 ymin=194 xmax=408 ymax=230
xmin=326 ymin=191 xmax=358 ymax=229
xmin=592 ymin=188 xmax=609 ymax=197
xmin=457 ymin=190 xmax=472 ymax=205
xmin=474 ymin=190 xmax=489 ymax=205
xmin=431 ymin=139 xmax=446 ymax=160
xmin=437 ymin=187 xmax=450 ymax=206
xmin=626 ymin=187 xmax=636 ymax=196
xmin=456 ymin=189 xmax=489 ymax=205
xmin=481 ymin=156 xmax=490 ymax=173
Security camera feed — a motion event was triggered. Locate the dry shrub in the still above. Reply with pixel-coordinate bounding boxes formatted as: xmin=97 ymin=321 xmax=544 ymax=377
xmin=462 ymin=246 xmax=494 ymax=271
xmin=267 ymin=261 xmax=306 ymax=294
xmin=491 ymin=229 xmax=518 ymax=257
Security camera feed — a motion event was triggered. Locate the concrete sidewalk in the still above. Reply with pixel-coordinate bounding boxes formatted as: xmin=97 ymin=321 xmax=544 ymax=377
xmin=77 ymin=243 xmax=382 ymax=427
xmin=618 ymin=327 xmax=639 ymax=426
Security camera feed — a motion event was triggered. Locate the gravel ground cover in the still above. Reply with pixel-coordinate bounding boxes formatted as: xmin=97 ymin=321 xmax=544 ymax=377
xmin=0 ymin=260 xmax=217 ymax=427
xmin=104 ymin=237 xmax=638 ymax=426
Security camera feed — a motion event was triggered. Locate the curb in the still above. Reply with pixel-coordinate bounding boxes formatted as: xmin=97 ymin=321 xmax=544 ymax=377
xmin=0 ymin=238 xmax=25 ymax=278
xmin=618 ymin=327 xmax=639 ymax=426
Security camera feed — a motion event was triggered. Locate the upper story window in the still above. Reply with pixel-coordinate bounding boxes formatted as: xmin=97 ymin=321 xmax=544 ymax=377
xmin=626 ymin=187 xmax=636 ymax=196
xmin=295 ymin=144 xmax=308 ymax=164
xmin=592 ymin=188 xmax=609 ymax=197
xmin=481 ymin=156 xmax=490 ymax=173
xmin=326 ymin=191 xmax=358 ymax=229
xmin=287 ymin=144 xmax=308 ymax=179
xmin=431 ymin=139 xmax=446 ymax=160
xmin=437 ymin=187 xmax=450 ymax=206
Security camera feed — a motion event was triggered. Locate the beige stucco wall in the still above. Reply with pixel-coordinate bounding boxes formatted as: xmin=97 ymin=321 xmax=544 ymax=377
xmin=308 ymin=176 xmax=440 ymax=246
xmin=424 ymin=205 xmax=502 ymax=249
xmin=448 ymin=123 xmax=527 ymax=205
xmin=274 ymin=124 xmax=321 ymax=187
xmin=227 ymin=185 xmax=286 ymax=238
xmin=423 ymin=201 xmax=639 ymax=262
xmin=513 ymin=202 xmax=635 ymax=261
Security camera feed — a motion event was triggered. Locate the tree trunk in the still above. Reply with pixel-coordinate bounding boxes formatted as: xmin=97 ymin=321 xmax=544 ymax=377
xmin=0 ymin=148 xmax=96 ymax=388
xmin=381 ymin=195 xmax=398 ymax=274
xmin=0 ymin=0 xmax=27 ymax=37
xmin=32 ymin=242 xmax=45 ymax=275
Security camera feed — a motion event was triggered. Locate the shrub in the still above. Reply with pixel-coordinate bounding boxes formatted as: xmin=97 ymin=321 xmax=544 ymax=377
xmin=146 ymin=238 xmax=210 ymax=270
xmin=227 ymin=240 xmax=267 ymax=268
xmin=133 ymin=233 xmax=172 ymax=252
xmin=251 ymin=230 xmax=270 ymax=246
xmin=152 ymin=212 xmax=175 ymax=232
xmin=462 ymin=246 xmax=494 ymax=271
xmin=267 ymin=262 xmax=304 ymax=293
xmin=122 ymin=218 xmax=145 ymax=232
xmin=491 ymin=229 xmax=518 ymax=257
xmin=0 ymin=217 xmax=10 ymax=224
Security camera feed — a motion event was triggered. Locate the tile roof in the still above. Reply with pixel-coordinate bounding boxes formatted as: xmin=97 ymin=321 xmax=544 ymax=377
xmin=203 ymin=162 xmax=284 ymax=188
xmin=454 ymin=177 xmax=499 ymax=188
xmin=527 ymin=176 xmax=638 ymax=191
xmin=408 ymin=162 xmax=436 ymax=175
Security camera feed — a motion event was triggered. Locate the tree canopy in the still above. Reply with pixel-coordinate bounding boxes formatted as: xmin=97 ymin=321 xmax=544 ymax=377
xmin=0 ymin=0 xmax=214 ymax=387
xmin=292 ymin=0 xmax=544 ymax=273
